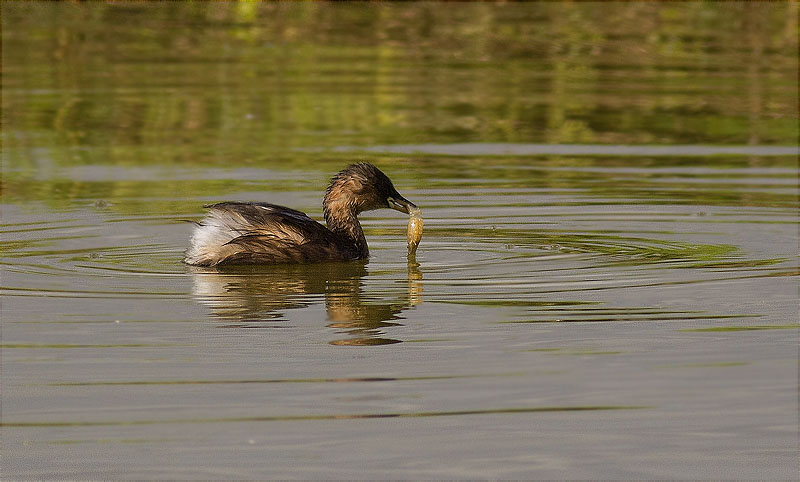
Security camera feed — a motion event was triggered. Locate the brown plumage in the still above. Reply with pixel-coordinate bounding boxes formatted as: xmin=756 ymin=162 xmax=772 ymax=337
xmin=184 ymin=163 xmax=417 ymax=266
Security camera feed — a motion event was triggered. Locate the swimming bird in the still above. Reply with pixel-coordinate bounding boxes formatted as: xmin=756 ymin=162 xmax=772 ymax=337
xmin=184 ymin=163 xmax=417 ymax=266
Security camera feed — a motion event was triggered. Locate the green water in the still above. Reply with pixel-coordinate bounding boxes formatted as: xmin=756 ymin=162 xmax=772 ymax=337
xmin=2 ymin=2 xmax=798 ymax=479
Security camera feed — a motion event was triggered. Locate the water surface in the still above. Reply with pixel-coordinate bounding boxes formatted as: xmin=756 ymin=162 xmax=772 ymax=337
xmin=2 ymin=2 xmax=798 ymax=479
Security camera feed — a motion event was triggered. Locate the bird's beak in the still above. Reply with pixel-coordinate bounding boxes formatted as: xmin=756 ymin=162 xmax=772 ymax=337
xmin=387 ymin=195 xmax=417 ymax=215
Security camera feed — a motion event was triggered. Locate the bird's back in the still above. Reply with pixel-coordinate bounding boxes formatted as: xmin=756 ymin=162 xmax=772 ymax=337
xmin=184 ymin=202 xmax=361 ymax=266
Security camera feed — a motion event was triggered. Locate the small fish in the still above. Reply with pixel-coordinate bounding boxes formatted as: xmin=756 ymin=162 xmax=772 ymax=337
xmin=407 ymin=207 xmax=424 ymax=256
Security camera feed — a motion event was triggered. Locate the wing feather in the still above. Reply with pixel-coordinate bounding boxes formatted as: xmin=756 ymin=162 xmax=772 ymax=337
xmin=184 ymin=202 xmax=356 ymax=266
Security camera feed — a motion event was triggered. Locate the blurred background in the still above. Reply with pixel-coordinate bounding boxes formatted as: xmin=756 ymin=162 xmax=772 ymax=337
xmin=4 ymin=2 xmax=797 ymax=180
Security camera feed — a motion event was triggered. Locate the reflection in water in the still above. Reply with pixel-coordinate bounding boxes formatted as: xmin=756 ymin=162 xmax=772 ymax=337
xmin=190 ymin=261 xmax=423 ymax=346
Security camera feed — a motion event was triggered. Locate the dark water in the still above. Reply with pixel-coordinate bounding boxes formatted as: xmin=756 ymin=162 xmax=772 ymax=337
xmin=2 ymin=3 xmax=798 ymax=479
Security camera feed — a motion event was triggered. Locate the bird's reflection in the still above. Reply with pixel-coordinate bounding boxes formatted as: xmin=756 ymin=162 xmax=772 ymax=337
xmin=190 ymin=260 xmax=423 ymax=346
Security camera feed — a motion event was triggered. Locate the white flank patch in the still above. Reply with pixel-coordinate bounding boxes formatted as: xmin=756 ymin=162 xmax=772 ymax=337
xmin=184 ymin=213 xmax=238 ymax=265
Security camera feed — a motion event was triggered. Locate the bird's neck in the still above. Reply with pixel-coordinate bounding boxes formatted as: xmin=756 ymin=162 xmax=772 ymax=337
xmin=324 ymin=208 xmax=368 ymax=258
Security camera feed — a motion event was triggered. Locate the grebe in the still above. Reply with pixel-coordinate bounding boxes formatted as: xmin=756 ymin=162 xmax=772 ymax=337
xmin=184 ymin=163 xmax=417 ymax=266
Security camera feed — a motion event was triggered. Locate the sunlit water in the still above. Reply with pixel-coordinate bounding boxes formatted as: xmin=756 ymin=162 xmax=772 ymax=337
xmin=2 ymin=3 xmax=798 ymax=479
